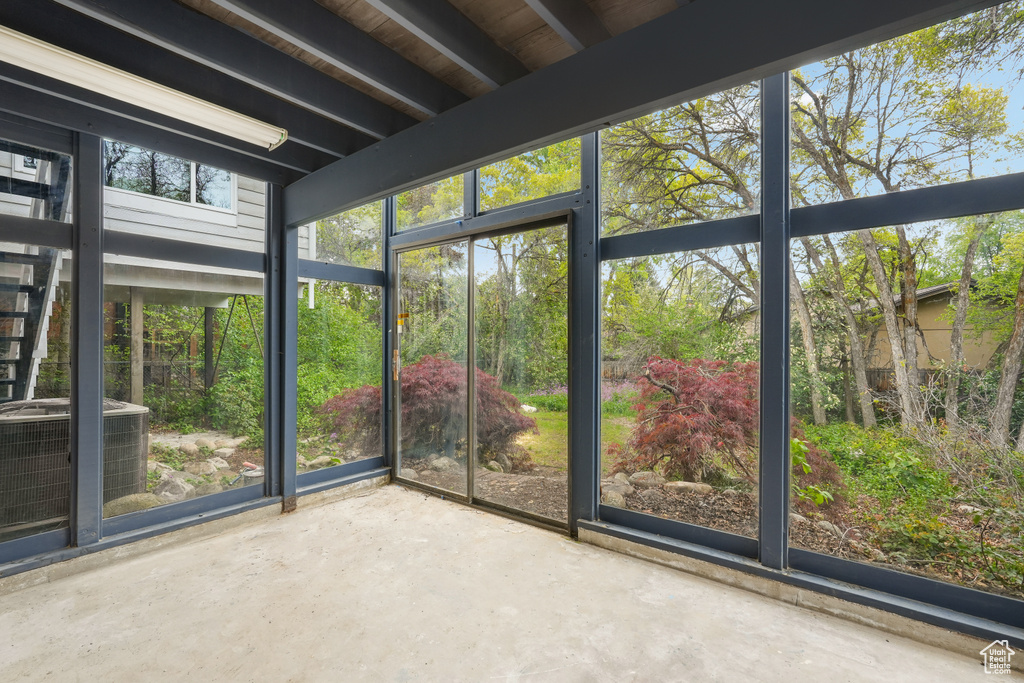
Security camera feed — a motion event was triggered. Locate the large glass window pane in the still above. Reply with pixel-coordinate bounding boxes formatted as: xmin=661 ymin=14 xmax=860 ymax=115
xmin=791 ymin=2 xmax=1024 ymax=206
xmin=474 ymin=225 xmax=569 ymax=523
xmin=478 ymin=138 xmax=581 ymax=212
xmin=601 ymin=245 xmax=760 ymax=537
xmin=101 ymin=254 xmax=265 ymax=518
xmin=396 ymin=175 xmax=463 ymax=232
xmin=601 ymin=83 xmax=760 ymax=236
xmin=1 ymin=139 xmax=73 ymax=222
xmin=302 ymin=201 xmax=382 ymax=269
xmin=0 ymin=241 xmax=71 ymax=542
xmin=297 ymin=282 xmax=382 ymax=474
xmin=790 ymin=215 xmax=1024 ymax=601
xmin=395 ymin=243 xmax=468 ymax=495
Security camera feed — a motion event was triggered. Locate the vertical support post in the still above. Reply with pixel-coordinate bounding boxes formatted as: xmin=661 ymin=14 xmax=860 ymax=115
xmin=204 ymin=307 xmax=215 ymax=390
xmin=129 ymin=287 xmax=143 ymax=405
xmin=463 ymin=169 xmax=479 ymax=219
xmin=70 ymin=132 xmax=103 ymax=546
xmin=382 ymin=196 xmax=396 ymax=470
xmin=268 ymin=183 xmax=295 ymax=508
xmin=568 ymin=132 xmax=600 ymax=535
xmin=758 ymin=72 xmax=791 ymax=570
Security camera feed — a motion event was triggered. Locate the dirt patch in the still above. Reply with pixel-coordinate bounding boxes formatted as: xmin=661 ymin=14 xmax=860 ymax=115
xmin=400 ymin=461 xmax=568 ymax=523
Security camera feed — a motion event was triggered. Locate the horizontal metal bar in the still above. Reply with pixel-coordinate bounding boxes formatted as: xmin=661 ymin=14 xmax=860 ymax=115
xmin=295 ymin=462 xmax=389 ymax=496
xmin=0 ymin=213 xmax=73 ymax=249
xmin=0 ymin=139 xmax=66 ymax=162
xmin=791 ymin=172 xmax=1024 ymax=237
xmin=284 ymin=0 xmax=991 ymax=225
xmin=100 ymin=485 xmax=267 ymax=537
xmin=0 ymin=80 xmax=301 ymax=185
xmin=104 ymin=232 xmax=265 ymax=272
xmin=578 ymin=519 xmax=1024 ymax=646
xmin=601 ymin=214 xmax=761 ymax=261
xmin=296 ymin=261 xmax=385 ymax=286
xmin=0 ymin=110 xmax=74 ymax=156
xmin=0 ymin=528 xmax=70 ymax=569
xmin=1 ymin=178 xmax=49 ymax=200
xmin=789 ymin=547 xmax=1024 ymax=629
xmin=390 ymin=194 xmax=580 ymax=250
xmin=598 ymin=504 xmax=758 ymax=558
xmin=393 ymin=476 xmax=472 ymax=505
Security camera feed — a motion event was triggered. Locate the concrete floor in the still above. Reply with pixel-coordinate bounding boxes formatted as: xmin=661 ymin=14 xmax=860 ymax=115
xmin=0 ymin=485 xmax=1008 ymax=681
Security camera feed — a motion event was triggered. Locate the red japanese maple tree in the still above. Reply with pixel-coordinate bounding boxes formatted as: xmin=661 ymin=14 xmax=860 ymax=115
xmin=319 ymin=355 xmax=536 ymax=469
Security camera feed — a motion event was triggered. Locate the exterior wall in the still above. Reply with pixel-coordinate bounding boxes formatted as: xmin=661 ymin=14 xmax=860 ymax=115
xmin=867 ymin=294 xmax=999 ymax=370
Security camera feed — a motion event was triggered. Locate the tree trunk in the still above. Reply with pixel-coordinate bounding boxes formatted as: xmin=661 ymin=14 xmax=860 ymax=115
xmin=946 ymin=215 xmax=992 ymax=424
xmin=989 ymin=264 xmax=1024 ymax=447
xmin=896 ymin=226 xmax=922 ymax=404
xmin=789 ymin=260 xmax=826 ymax=424
xmin=858 ymin=229 xmax=922 ymax=428
xmin=803 ymin=236 xmax=877 ymax=427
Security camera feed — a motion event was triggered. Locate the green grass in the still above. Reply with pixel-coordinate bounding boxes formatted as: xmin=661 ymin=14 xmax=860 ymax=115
xmin=517 ymin=408 xmax=636 ymax=476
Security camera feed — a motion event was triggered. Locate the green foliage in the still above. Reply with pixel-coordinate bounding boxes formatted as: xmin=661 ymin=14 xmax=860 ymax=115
xmin=521 ymin=392 xmax=567 ymax=413
xmin=150 ymin=442 xmax=185 ymax=471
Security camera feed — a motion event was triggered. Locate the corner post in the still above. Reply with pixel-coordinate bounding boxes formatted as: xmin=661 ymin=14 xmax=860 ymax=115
xmin=71 ymin=132 xmax=104 ymax=546
xmin=758 ymin=72 xmax=791 ymax=569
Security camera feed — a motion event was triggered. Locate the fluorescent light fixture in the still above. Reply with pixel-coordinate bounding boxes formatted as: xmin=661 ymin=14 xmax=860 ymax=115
xmin=0 ymin=25 xmax=288 ymax=151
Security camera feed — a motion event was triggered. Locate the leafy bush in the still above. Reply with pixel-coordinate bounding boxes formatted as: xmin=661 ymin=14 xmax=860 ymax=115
xmin=610 ymin=357 xmax=761 ymax=482
xmin=321 ymin=355 xmax=537 ymax=470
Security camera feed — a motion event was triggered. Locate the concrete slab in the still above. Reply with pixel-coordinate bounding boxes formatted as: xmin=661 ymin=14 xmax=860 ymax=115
xmin=0 ymin=485 xmax=1011 ymax=681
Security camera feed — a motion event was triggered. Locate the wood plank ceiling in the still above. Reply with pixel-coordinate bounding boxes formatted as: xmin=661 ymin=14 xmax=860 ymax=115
xmin=0 ymin=0 xmax=679 ymax=182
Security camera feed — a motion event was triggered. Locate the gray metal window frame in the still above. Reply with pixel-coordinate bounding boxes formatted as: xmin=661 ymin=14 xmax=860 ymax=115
xmin=0 ymin=65 xmax=1021 ymax=645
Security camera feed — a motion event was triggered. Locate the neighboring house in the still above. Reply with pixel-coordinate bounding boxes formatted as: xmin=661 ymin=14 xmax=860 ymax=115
xmin=1 ymin=142 xmax=316 ymax=404
xmin=863 ymin=282 xmax=1000 ymax=389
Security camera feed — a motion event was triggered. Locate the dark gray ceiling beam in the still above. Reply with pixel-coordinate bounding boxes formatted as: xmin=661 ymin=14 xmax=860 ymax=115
xmin=0 ymin=78 xmax=303 ymax=185
xmin=0 ymin=2 xmax=371 ymax=159
xmin=362 ymin=0 xmax=528 ymax=89
xmin=523 ymin=0 xmax=611 ymax=51
xmin=207 ymin=0 xmax=467 ymax=117
xmin=51 ymin=0 xmax=416 ymax=139
xmin=284 ymin=0 xmax=999 ymax=225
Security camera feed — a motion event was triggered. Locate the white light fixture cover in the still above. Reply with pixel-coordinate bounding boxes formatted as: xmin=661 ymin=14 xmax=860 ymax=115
xmin=0 ymin=25 xmax=288 ymax=151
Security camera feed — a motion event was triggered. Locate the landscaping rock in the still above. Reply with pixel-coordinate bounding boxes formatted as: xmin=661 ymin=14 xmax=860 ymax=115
xmin=306 ymin=455 xmax=339 ymax=471
xmin=613 ymin=472 xmax=631 ymax=485
xmin=195 ymin=438 xmax=217 ymax=450
xmin=194 ymin=483 xmax=225 ymax=497
xmin=520 ymin=405 xmax=538 ymax=413
xmin=401 ymin=468 xmax=419 ymax=480
xmin=789 ymin=512 xmax=809 ymax=525
xmin=485 ymin=460 xmax=504 ymax=473
xmin=663 ymin=481 xmax=713 ymax=495
xmin=184 ymin=461 xmax=218 ymax=476
xmin=178 ymin=442 xmax=200 ymax=457
xmin=213 ymin=448 xmax=235 ymax=459
xmin=956 ymin=504 xmax=982 ymax=514
xmin=602 ymin=479 xmax=634 ymax=497
xmin=601 ymin=490 xmax=626 ymax=507
xmin=721 ymin=489 xmax=740 ymax=497
xmin=153 ymin=477 xmax=195 ymax=503
xmin=629 ymin=471 xmax=666 ymax=488
xmin=207 ymin=456 xmax=230 ymax=469
xmin=216 ymin=437 xmax=247 ymax=449
xmin=147 ymin=461 xmax=173 ymax=473
xmin=493 ymin=453 xmax=512 ymax=473
xmin=817 ymin=520 xmax=844 ymax=538
xmin=431 ymin=456 xmax=460 ymax=473
xmin=102 ymin=493 xmax=163 ymax=517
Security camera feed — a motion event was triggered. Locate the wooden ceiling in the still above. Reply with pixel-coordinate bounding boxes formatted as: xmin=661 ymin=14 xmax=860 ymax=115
xmin=179 ymin=0 xmax=679 ymax=121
